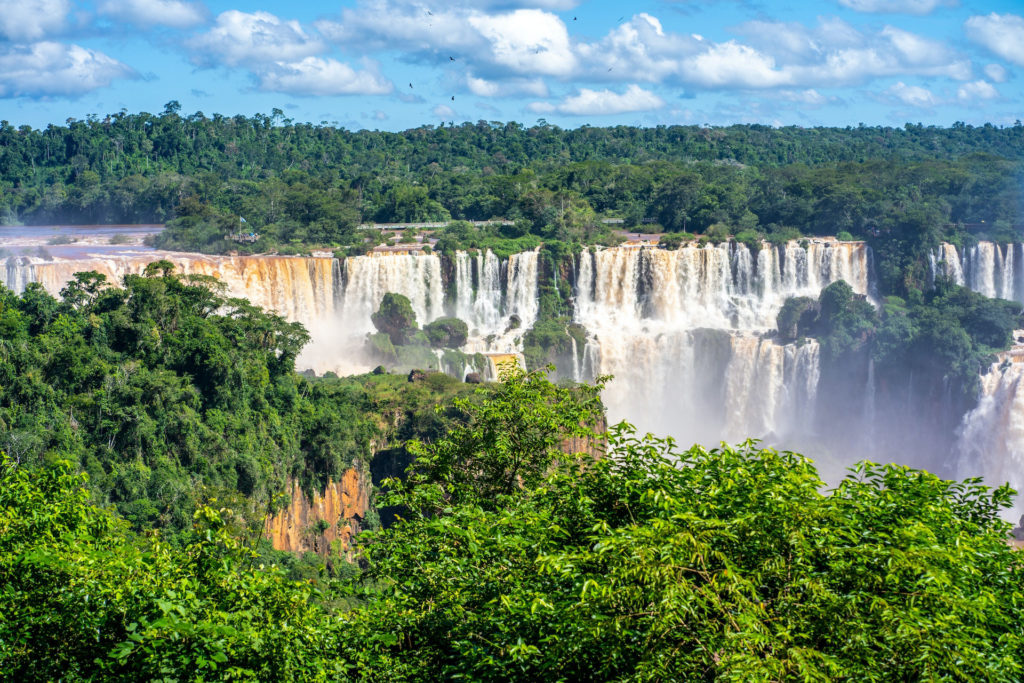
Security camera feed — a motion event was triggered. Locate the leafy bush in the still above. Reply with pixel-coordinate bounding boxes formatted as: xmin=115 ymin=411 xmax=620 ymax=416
xmin=423 ymin=317 xmax=469 ymax=348
xmin=733 ymin=228 xmax=762 ymax=252
xmin=705 ymin=222 xmax=731 ymax=244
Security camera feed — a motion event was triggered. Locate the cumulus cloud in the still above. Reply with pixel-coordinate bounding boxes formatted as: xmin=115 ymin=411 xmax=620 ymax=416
xmin=681 ymin=41 xmax=792 ymax=88
xmin=572 ymin=14 xmax=969 ymax=88
xmin=956 ymin=79 xmax=998 ymax=101
xmin=529 ymin=84 xmax=664 ymax=115
xmin=983 ymin=63 xmax=1008 ymax=82
xmin=883 ymin=80 xmax=937 ymax=107
xmin=319 ymin=3 xmax=575 ymax=80
xmin=258 ymin=57 xmax=393 ymax=96
xmin=838 ymin=0 xmax=957 ymax=15
xmin=467 ymin=9 xmax=576 ymax=76
xmin=317 ymin=3 xmax=974 ymax=98
xmin=0 ymin=42 xmax=136 ymax=98
xmin=0 ymin=0 xmax=70 ymax=41
xmin=98 ymin=0 xmax=206 ymax=28
xmin=432 ymin=104 xmax=456 ymax=118
xmin=187 ymin=10 xmax=324 ymax=67
xmin=466 ymin=75 xmax=548 ymax=97
xmin=965 ymin=13 xmax=1024 ymax=67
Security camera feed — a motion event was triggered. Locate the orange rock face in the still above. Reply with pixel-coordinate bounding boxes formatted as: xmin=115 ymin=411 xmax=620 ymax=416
xmin=263 ymin=468 xmax=369 ymax=559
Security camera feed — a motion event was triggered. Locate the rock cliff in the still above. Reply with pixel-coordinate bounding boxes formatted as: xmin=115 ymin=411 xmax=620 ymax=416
xmin=263 ymin=468 xmax=369 ymax=559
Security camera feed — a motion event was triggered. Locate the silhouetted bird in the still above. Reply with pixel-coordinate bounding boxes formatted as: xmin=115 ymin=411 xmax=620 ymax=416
xmin=449 ymin=56 xmax=455 ymax=61
xmin=409 ymin=83 xmax=413 ymax=88
xmin=573 ymin=16 xmax=577 ymax=20
xmin=451 ymin=96 xmax=455 ymax=101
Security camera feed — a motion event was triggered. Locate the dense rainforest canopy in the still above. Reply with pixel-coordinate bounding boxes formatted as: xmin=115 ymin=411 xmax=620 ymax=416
xmin=0 ymin=109 xmax=1021 ymax=266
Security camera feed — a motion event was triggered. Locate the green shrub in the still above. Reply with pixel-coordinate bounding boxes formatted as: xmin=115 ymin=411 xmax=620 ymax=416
xmin=424 ymin=317 xmax=469 ymax=349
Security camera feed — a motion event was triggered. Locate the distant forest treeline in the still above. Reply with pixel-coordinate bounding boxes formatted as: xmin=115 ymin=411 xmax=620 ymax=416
xmin=0 ymin=105 xmax=1021 ymax=266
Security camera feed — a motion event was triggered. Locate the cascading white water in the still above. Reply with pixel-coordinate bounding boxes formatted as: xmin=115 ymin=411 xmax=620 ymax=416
xmin=932 ymin=241 xmax=1021 ymax=303
xmin=574 ymin=239 xmax=868 ymax=446
xmin=956 ymin=357 xmax=1024 ymax=519
xmin=1 ymin=248 xmax=540 ymax=374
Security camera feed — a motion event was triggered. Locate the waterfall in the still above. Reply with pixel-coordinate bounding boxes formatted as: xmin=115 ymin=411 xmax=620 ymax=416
xmin=956 ymin=358 xmax=1024 ymax=519
xmin=934 ymin=241 xmax=1024 ymax=303
xmin=1 ymin=248 xmax=541 ymax=374
xmin=573 ymin=239 xmax=868 ymax=446
xmin=506 ymin=249 xmax=540 ymax=330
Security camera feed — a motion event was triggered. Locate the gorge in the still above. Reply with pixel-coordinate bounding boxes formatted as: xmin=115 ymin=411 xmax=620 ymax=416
xmin=4 ymin=238 xmax=1023 ymax=515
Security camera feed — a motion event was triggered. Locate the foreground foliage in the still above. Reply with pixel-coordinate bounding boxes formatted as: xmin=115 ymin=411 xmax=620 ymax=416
xmin=351 ymin=388 xmax=1024 ymax=681
xmin=4 ymin=369 xmax=1020 ymax=681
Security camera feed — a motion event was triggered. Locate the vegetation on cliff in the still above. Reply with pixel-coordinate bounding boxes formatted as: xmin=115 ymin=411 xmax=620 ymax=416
xmin=780 ymin=279 xmax=1022 ymax=407
xmin=0 ymin=268 xmax=476 ymax=544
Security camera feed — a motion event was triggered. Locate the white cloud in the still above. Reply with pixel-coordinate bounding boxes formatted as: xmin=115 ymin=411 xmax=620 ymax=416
xmin=530 ymin=84 xmax=665 ymax=115
xmin=682 ymin=41 xmax=792 ymax=88
xmin=187 ymin=10 xmax=324 ymax=67
xmin=432 ymin=104 xmax=456 ymax=118
xmin=318 ymin=3 xmax=975 ymax=98
xmin=984 ymin=63 xmax=1008 ymax=82
xmin=957 ymin=79 xmax=998 ymax=101
xmin=965 ymin=13 xmax=1024 ymax=67
xmin=575 ymin=14 xmax=701 ymax=82
xmin=98 ymin=0 xmax=206 ymax=28
xmin=258 ymin=57 xmax=392 ymax=96
xmin=0 ymin=42 xmax=135 ymax=98
xmin=579 ymin=15 xmax=968 ymax=88
xmin=838 ymin=0 xmax=956 ymax=15
xmin=468 ymin=9 xmax=576 ymax=76
xmin=884 ymin=81 xmax=937 ymax=107
xmin=0 ymin=0 xmax=70 ymax=41
xmin=881 ymin=26 xmax=948 ymax=65
xmin=467 ymin=75 xmax=548 ymax=97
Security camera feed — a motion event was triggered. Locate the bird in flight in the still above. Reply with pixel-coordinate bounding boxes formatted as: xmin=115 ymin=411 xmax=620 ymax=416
xmin=409 ymin=83 xmax=413 ymax=88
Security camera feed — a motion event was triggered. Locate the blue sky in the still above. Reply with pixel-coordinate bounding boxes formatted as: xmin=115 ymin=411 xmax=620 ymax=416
xmin=1 ymin=0 xmax=1022 ymax=130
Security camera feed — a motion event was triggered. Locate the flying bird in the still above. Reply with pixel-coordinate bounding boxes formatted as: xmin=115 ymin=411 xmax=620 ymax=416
xmin=449 ymin=56 xmax=455 ymax=61
xmin=409 ymin=83 xmax=413 ymax=88
xmin=451 ymin=96 xmax=455 ymax=101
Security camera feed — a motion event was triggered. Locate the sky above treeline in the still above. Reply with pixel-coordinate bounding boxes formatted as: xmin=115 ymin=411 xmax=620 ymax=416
xmin=1 ymin=0 xmax=1022 ymax=131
